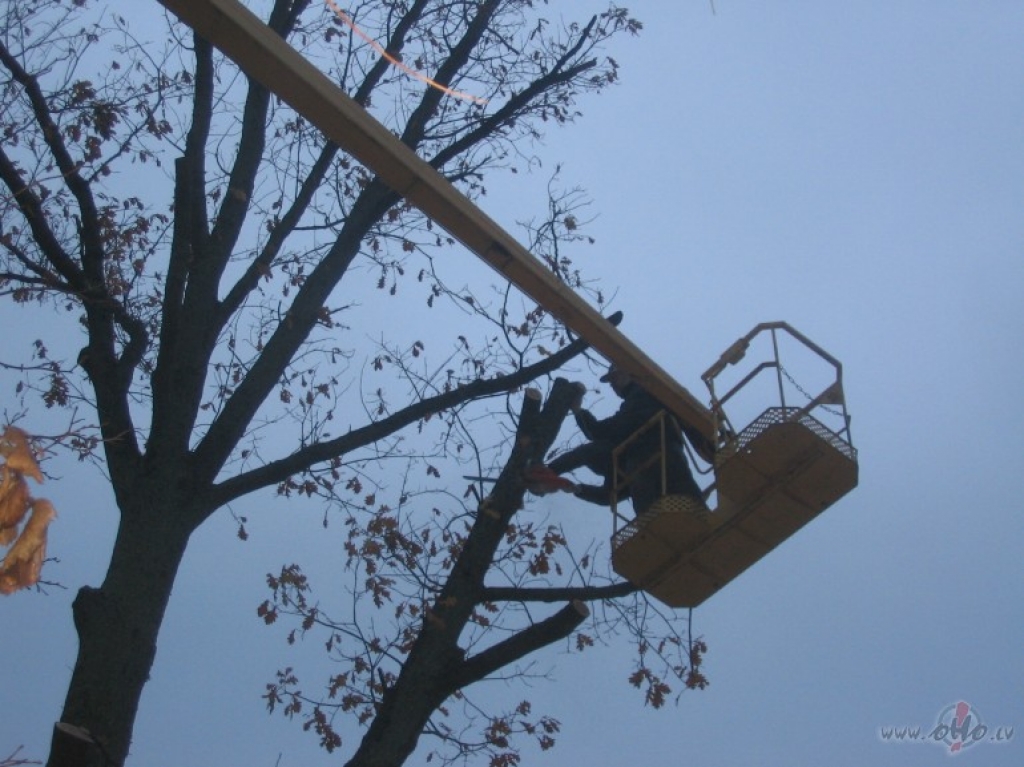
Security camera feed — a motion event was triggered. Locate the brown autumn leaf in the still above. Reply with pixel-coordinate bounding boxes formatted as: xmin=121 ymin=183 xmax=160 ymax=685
xmin=0 ymin=426 xmax=44 ymax=483
xmin=0 ymin=465 xmax=31 ymax=546
xmin=0 ymin=499 xmax=56 ymax=595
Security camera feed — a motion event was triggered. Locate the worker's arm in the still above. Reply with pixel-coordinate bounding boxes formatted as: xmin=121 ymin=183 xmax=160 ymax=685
xmin=571 ymin=406 xmax=601 ymax=440
xmin=572 ymin=482 xmax=627 ymax=507
xmin=576 ymin=390 xmax=661 ymax=444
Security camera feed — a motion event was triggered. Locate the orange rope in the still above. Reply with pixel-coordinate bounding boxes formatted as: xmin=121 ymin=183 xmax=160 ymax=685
xmin=324 ymin=0 xmax=487 ymax=105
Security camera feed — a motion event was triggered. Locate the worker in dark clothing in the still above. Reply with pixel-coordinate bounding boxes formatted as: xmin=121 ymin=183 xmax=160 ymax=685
xmin=526 ymin=366 xmax=705 ymax=514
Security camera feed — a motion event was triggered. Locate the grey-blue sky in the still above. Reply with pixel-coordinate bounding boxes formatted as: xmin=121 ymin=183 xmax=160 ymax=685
xmin=3 ymin=2 xmax=1023 ymax=766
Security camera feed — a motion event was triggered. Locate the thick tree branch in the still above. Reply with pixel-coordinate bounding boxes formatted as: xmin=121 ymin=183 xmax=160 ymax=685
xmin=0 ymin=39 xmax=104 ymax=282
xmin=445 ymin=601 xmax=590 ymax=692
xmin=356 ymin=0 xmax=431 ymax=106
xmin=480 ymin=582 xmax=639 ymax=603
xmin=160 ymin=32 xmax=214 ymax=331
xmin=204 ymin=0 xmax=312 ymax=272
xmin=205 ymin=318 xmax=614 ymax=509
xmin=428 ymin=17 xmax=600 ymax=172
xmin=217 ymin=142 xmax=339 ymax=321
xmin=399 ymin=0 xmax=501 ymax=152
xmin=0 ymin=148 xmax=83 ymax=290
xmin=164 ymin=0 xmax=313 ymax=384
xmin=148 ymin=33 xmax=216 ymax=461
xmin=432 ymin=57 xmax=595 ymax=175
xmin=218 ymin=0 xmax=429 ymax=321
xmin=191 ymin=179 xmax=398 ymax=488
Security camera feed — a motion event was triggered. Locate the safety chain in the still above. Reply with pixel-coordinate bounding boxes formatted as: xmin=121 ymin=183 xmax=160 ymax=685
xmin=780 ymin=365 xmax=844 ymax=418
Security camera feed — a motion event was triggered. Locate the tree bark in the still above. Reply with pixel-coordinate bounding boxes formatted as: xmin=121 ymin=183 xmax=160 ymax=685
xmin=47 ymin=483 xmax=199 ymax=767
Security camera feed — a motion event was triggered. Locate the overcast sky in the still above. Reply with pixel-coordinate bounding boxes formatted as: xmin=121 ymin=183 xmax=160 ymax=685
xmin=4 ymin=2 xmax=1023 ymax=766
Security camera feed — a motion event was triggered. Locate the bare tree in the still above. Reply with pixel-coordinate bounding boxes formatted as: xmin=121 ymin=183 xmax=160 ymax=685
xmin=259 ymin=373 xmax=709 ymax=767
xmin=0 ymin=1 xmax=703 ymax=765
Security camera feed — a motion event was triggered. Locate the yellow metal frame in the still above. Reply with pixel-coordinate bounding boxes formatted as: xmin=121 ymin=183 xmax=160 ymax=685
xmin=610 ymin=322 xmax=858 ymax=607
xmin=609 ymin=410 xmax=672 ymax=528
xmin=702 ymin=321 xmax=853 ymax=449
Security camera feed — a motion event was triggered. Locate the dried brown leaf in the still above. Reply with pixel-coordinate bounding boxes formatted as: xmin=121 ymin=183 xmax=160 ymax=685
xmin=0 ymin=498 xmax=56 ymax=595
xmin=0 ymin=466 xmax=31 ymax=544
xmin=0 ymin=427 xmax=43 ymax=483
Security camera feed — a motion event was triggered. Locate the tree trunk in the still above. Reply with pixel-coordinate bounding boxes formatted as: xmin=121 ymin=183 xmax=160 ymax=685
xmin=47 ymin=489 xmax=197 ymax=767
xmin=48 ymin=723 xmax=104 ymax=767
xmin=344 ymin=383 xmax=580 ymax=767
xmin=344 ymin=638 xmax=465 ymax=767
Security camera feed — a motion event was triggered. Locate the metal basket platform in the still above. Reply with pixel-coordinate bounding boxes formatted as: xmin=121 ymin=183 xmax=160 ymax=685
xmin=611 ymin=407 xmax=858 ymax=607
